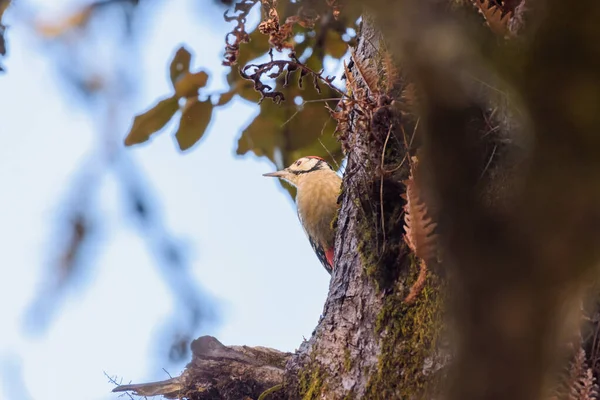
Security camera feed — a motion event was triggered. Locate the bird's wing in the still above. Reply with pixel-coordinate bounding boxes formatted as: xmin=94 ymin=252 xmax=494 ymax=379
xmin=298 ymin=211 xmax=333 ymax=274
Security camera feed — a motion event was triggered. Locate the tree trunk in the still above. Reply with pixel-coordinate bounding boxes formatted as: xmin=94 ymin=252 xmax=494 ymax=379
xmin=280 ymin=16 xmax=445 ymax=399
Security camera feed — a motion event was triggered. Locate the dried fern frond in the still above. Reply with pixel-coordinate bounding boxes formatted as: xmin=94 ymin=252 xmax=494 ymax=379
xmin=404 ymin=259 xmax=428 ymax=305
xmin=402 ymin=157 xmax=438 ymax=262
xmin=402 ymin=156 xmax=439 ymax=304
xmin=559 ymin=346 xmax=599 ymax=400
xmin=350 ymin=48 xmax=379 ymax=94
xmin=472 ymin=0 xmax=513 ymax=38
xmin=381 ymin=49 xmax=398 ymax=94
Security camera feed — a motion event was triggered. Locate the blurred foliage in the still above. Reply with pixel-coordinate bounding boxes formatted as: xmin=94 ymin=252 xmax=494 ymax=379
xmin=123 ymin=0 xmax=357 ymax=197
xmin=0 ymin=0 xmax=357 ymax=372
xmin=124 ymin=46 xmax=213 ymax=150
xmin=0 ymin=0 xmax=9 ymax=71
xmin=6 ymin=0 xmax=228 ymax=367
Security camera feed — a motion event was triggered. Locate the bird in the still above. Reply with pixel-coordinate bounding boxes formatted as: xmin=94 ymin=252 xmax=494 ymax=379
xmin=263 ymin=156 xmax=342 ymax=274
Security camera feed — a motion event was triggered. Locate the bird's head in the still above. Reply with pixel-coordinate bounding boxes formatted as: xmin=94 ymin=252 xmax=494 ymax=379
xmin=263 ymin=156 xmax=334 ymax=187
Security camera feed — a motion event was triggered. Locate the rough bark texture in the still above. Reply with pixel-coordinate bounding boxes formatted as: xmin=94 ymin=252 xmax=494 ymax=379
xmin=279 ymin=16 xmax=446 ymax=400
xmin=113 ymin=336 xmax=291 ymax=399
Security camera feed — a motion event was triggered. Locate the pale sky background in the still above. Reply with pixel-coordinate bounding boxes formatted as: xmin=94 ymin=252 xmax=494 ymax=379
xmin=0 ymin=1 xmax=340 ymax=399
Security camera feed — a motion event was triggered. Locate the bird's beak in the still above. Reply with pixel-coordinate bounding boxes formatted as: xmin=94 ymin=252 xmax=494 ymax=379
xmin=262 ymin=169 xmax=286 ymax=178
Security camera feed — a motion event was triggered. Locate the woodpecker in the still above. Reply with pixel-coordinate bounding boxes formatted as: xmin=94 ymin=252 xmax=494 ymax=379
xmin=263 ymin=156 xmax=342 ymax=274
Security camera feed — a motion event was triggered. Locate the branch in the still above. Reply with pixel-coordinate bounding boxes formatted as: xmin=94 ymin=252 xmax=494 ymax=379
xmin=112 ymin=336 xmax=291 ymax=399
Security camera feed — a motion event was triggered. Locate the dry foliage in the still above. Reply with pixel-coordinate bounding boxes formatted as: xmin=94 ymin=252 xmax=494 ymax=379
xmin=401 ymin=156 xmax=438 ymax=304
xmin=401 ymin=157 xmax=437 ymax=262
xmin=554 ymin=346 xmax=599 ymax=400
xmin=239 ymin=52 xmax=339 ymax=104
xmin=223 ymin=0 xmax=259 ymax=66
xmin=258 ymin=0 xmax=319 ymax=51
xmin=472 ymin=0 xmax=514 ymax=38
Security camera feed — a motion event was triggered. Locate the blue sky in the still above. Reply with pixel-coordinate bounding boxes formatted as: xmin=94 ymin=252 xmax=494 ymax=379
xmin=0 ymin=1 xmax=336 ymax=399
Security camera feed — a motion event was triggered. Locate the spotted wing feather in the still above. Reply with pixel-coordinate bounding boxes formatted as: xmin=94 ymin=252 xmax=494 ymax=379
xmin=307 ymin=234 xmax=333 ymax=274
xmin=298 ymin=211 xmax=333 ymax=274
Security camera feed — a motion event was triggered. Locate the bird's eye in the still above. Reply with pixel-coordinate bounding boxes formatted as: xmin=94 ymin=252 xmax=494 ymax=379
xmin=295 ymin=160 xmax=302 ymax=166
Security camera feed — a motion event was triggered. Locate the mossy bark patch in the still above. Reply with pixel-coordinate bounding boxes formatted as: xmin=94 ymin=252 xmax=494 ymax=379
xmin=366 ymin=257 xmax=445 ymax=398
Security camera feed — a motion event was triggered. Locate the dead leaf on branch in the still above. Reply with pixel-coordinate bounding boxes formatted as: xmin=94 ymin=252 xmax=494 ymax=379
xmin=257 ymin=1 xmax=319 ymax=52
xmin=472 ymin=0 xmax=514 ymax=38
xmin=124 ymin=96 xmax=179 ymax=146
xmin=175 ymin=98 xmax=213 ymax=151
xmin=223 ymin=0 xmax=260 ymax=66
xmin=240 ymin=56 xmax=338 ymax=104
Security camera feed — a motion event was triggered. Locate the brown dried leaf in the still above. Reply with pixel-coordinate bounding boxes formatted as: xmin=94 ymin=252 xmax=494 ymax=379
xmin=124 ymin=96 xmax=179 ymax=146
xmin=223 ymin=0 xmax=259 ymax=66
xmin=174 ymin=71 xmax=209 ymax=98
xmin=170 ymin=47 xmax=192 ymax=87
xmin=175 ymin=98 xmax=213 ymax=151
xmin=326 ymin=0 xmax=342 ymax=19
xmin=472 ymin=0 xmax=513 ymax=38
xmin=381 ymin=50 xmax=398 ymax=93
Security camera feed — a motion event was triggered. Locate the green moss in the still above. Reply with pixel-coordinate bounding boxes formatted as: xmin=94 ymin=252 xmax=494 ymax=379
xmin=343 ymin=348 xmax=352 ymax=372
xmin=258 ymin=384 xmax=283 ymax=400
xmin=366 ymin=256 xmax=444 ymax=399
xmin=297 ymin=349 xmax=328 ymax=400
xmin=298 ymin=365 xmax=325 ymax=400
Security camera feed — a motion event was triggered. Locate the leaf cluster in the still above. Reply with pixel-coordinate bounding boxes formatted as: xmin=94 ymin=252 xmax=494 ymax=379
xmin=124 ymin=47 xmax=215 ymax=151
xmin=124 ymin=0 xmax=357 ymax=180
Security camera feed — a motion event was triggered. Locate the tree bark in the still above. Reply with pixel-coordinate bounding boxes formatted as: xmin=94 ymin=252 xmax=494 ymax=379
xmin=280 ymin=16 xmax=446 ymax=399
xmin=113 ymin=336 xmax=291 ymax=399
